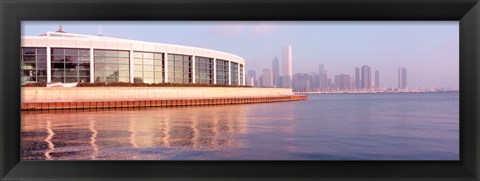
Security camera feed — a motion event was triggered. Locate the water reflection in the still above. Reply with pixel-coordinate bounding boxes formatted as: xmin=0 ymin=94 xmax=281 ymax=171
xmin=22 ymin=106 xmax=247 ymax=160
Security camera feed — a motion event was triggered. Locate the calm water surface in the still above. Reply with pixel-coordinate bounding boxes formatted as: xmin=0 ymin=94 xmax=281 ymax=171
xmin=21 ymin=92 xmax=459 ymax=160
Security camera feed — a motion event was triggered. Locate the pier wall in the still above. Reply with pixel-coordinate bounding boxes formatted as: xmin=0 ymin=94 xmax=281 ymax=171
xmin=22 ymin=87 xmax=307 ymax=110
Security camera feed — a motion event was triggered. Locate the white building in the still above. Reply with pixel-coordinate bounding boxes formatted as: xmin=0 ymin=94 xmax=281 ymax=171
xmin=21 ymin=31 xmax=245 ymax=85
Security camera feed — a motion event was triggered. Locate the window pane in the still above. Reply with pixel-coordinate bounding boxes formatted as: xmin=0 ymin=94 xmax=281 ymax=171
xmin=119 ymin=71 xmax=130 ymax=77
xmin=37 ymin=70 xmax=47 ymax=76
xmin=36 ymin=48 xmax=46 ymax=55
xmin=52 ymin=77 xmax=63 ymax=83
xmin=65 ymin=70 xmax=77 ymax=76
xmin=144 ymin=59 xmax=154 ymax=65
xmin=134 ymin=66 xmax=142 ymax=72
xmin=119 ymin=58 xmax=129 ymax=64
xmin=154 ymin=53 xmax=163 ymax=59
xmin=143 ymin=65 xmax=154 ymax=71
xmin=36 ymin=55 xmax=46 ymax=62
xmin=94 ymin=50 xmax=106 ymax=56
xmin=106 ymin=57 xmax=118 ymax=63
xmin=118 ymin=51 xmax=129 ymax=58
xmin=52 ymin=63 xmax=64 ymax=69
xmin=65 ymin=49 xmax=78 ymax=55
xmin=23 ymin=48 xmax=35 ymax=54
xmin=51 ymin=48 xmax=65 ymax=55
xmin=79 ymin=70 xmax=90 ymax=76
xmin=23 ymin=55 xmax=36 ymax=62
xmin=143 ymin=53 xmax=153 ymax=59
xmin=133 ymin=52 xmax=143 ymax=59
xmin=79 ymin=57 xmax=90 ymax=62
xmin=95 ymin=71 xmax=106 ymax=77
xmin=51 ymin=70 xmax=64 ymax=76
xmin=133 ymin=58 xmax=143 ymax=65
xmin=106 ymin=51 xmax=118 ymax=57
xmin=144 ymin=72 xmax=154 ymax=77
xmin=65 ymin=63 xmax=77 ymax=69
xmin=94 ymin=57 xmax=106 ymax=63
xmin=119 ymin=64 xmax=130 ymax=70
xmin=79 ymin=49 xmax=90 ymax=56
xmin=79 ymin=63 xmax=90 ymax=69
xmin=105 ymin=64 xmax=119 ymax=70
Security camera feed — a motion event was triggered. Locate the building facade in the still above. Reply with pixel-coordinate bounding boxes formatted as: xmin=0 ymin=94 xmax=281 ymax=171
xmin=293 ymin=73 xmax=309 ymax=92
xmin=21 ymin=32 xmax=246 ymax=85
xmin=334 ymin=73 xmax=351 ymax=91
xmin=247 ymin=70 xmax=257 ymax=87
xmin=360 ymin=65 xmax=372 ymax=90
xmin=272 ymin=57 xmax=279 ymax=87
xmin=261 ymin=69 xmax=274 ymax=87
xmin=398 ymin=67 xmax=407 ymax=89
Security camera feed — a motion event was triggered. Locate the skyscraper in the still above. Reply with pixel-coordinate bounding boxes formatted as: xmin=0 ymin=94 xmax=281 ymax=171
xmin=293 ymin=73 xmax=309 ymax=92
xmin=282 ymin=45 xmax=292 ymax=88
xmin=262 ymin=69 xmax=273 ymax=87
xmin=247 ymin=70 xmax=257 ymax=87
xmin=319 ymin=64 xmax=328 ymax=90
xmin=398 ymin=67 xmax=407 ymax=89
xmin=355 ymin=67 xmax=360 ymax=89
xmin=375 ymin=70 xmax=380 ymax=90
xmin=361 ymin=65 xmax=372 ymax=90
xmin=272 ymin=57 xmax=280 ymax=87
xmin=334 ymin=73 xmax=351 ymax=91
xmin=319 ymin=64 xmax=325 ymax=75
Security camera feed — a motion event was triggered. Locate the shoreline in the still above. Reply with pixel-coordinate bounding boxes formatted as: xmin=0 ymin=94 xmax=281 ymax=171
xmin=22 ymin=96 xmax=307 ymax=111
xmin=22 ymin=87 xmax=307 ymax=111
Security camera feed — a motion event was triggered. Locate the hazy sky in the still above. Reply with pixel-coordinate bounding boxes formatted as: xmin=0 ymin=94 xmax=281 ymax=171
xmin=22 ymin=21 xmax=459 ymax=89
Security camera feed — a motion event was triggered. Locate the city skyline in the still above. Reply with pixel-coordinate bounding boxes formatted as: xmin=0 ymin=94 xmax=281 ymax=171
xmin=23 ymin=21 xmax=459 ymax=89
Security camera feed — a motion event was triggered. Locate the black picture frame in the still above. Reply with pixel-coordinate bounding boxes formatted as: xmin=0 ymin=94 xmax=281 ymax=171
xmin=1 ymin=0 xmax=479 ymax=180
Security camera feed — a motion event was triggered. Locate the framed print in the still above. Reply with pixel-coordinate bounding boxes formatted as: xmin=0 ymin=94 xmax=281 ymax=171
xmin=1 ymin=0 xmax=479 ymax=180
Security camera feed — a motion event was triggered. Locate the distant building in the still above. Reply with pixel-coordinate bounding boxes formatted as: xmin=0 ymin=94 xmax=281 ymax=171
xmin=319 ymin=64 xmax=328 ymax=90
xmin=282 ymin=45 xmax=292 ymax=88
xmin=355 ymin=67 xmax=360 ymax=89
xmin=262 ymin=69 xmax=273 ymax=87
xmin=375 ymin=70 xmax=380 ymax=89
xmin=247 ymin=70 xmax=257 ymax=87
xmin=272 ymin=57 xmax=280 ymax=87
xmin=293 ymin=73 xmax=309 ymax=92
xmin=361 ymin=65 xmax=372 ymax=90
xmin=398 ymin=67 xmax=407 ymax=89
xmin=311 ymin=72 xmax=320 ymax=90
xmin=334 ymin=73 xmax=351 ymax=91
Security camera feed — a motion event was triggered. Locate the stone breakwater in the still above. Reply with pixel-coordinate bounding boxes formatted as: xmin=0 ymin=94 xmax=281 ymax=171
xmin=22 ymin=87 xmax=307 ymax=111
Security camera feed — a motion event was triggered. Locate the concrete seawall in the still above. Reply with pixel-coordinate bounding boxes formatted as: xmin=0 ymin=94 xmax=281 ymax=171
xmin=22 ymin=87 xmax=307 ymax=110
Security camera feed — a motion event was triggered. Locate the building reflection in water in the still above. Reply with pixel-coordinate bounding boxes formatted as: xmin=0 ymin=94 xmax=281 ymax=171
xmin=44 ymin=120 xmax=55 ymax=160
xmin=21 ymin=105 xmax=247 ymax=160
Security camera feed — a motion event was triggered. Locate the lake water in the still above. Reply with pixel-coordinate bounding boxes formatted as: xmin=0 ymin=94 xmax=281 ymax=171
xmin=21 ymin=92 xmax=459 ymax=160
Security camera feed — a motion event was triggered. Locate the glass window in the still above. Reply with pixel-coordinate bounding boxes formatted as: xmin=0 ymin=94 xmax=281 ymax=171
xmin=23 ymin=55 xmax=36 ymax=62
xmin=79 ymin=49 xmax=90 ymax=56
xmin=94 ymin=49 xmax=130 ymax=83
xmin=65 ymin=49 xmax=78 ymax=55
xmin=133 ymin=52 xmax=143 ymax=59
xmin=36 ymin=55 xmax=46 ymax=62
xmin=118 ymin=51 xmax=129 ymax=58
xmin=51 ymin=48 xmax=64 ymax=55
xmin=143 ymin=53 xmax=153 ymax=59
xmin=144 ymin=59 xmax=154 ymax=65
